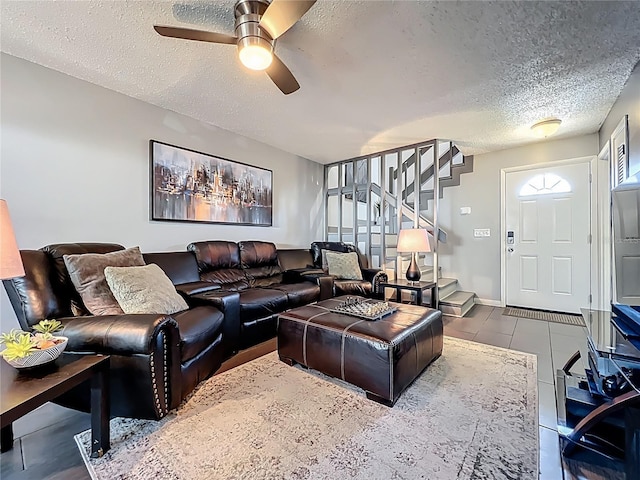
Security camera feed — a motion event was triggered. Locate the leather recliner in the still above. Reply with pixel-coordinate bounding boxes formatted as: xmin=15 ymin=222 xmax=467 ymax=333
xmin=3 ymin=243 xmax=235 ymax=420
xmin=310 ymin=241 xmax=388 ymax=297
xmin=187 ymin=240 xmax=322 ymax=350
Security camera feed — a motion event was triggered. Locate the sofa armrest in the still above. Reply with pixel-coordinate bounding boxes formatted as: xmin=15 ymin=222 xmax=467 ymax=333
xmin=187 ymin=291 xmax=241 ymax=356
xmin=282 ymin=267 xmax=325 ymax=284
xmin=292 ymin=271 xmax=334 ymax=300
xmin=59 ymin=314 xmax=181 ymax=418
xmin=361 ymin=268 xmax=388 ymax=296
xmin=176 ymin=281 xmax=221 ymax=297
xmin=60 ymin=314 xmax=179 ymax=356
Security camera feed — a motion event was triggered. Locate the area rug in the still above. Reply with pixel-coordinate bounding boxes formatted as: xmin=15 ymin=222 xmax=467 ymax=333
xmin=76 ymin=337 xmax=538 ymax=480
xmin=503 ymin=306 xmax=586 ymax=326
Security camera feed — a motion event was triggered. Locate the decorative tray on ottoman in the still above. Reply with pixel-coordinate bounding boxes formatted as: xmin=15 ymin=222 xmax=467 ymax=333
xmin=329 ymin=297 xmax=397 ymax=321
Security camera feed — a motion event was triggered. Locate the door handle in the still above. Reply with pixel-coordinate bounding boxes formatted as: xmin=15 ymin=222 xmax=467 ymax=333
xmin=507 ymin=247 xmax=514 ymax=253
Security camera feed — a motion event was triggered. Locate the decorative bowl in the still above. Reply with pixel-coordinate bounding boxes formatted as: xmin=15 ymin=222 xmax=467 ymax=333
xmin=2 ymin=336 xmax=68 ymax=369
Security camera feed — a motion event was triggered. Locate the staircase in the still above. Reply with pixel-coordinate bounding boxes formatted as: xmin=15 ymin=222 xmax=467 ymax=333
xmin=326 ymin=139 xmax=477 ymax=317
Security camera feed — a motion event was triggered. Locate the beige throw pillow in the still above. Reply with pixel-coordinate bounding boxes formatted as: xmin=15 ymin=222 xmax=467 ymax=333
xmin=63 ymin=246 xmax=145 ymax=315
xmin=325 ymin=251 xmax=363 ymax=280
xmin=104 ymin=264 xmax=189 ymax=315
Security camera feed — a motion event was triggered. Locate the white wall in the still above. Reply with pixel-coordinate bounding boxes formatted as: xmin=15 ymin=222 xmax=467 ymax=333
xmin=0 ymin=54 xmax=324 ymax=330
xmin=437 ymin=134 xmax=599 ymax=303
xmin=599 ymin=61 xmax=640 ymax=176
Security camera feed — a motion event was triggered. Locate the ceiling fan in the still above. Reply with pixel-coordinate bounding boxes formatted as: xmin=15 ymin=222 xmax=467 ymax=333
xmin=154 ymin=0 xmax=316 ymax=95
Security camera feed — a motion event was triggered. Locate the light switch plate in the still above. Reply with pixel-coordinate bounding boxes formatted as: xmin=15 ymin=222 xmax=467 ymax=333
xmin=474 ymin=228 xmax=491 ymax=237
xmin=460 ymin=206 xmax=471 ymax=215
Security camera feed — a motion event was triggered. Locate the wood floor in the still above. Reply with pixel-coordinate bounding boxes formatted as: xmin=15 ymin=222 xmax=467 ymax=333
xmin=0 ymin=307 xmax=625 ymax=480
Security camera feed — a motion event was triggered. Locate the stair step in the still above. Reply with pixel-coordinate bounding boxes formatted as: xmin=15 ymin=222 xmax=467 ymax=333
xmin=439 ymin=291 xmax=476 ymax=317
xmin=421 ymin=277 xmax=458 ymax=303
xmin=437 ymin=277 xmax=458 ymax=298
xmin=438 ymin=277 xmax=457 ymax=288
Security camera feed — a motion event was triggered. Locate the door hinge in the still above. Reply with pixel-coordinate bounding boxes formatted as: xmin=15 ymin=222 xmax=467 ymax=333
xmin=587 ymin=234 xmax=592 ymax=244
xmin=589 ymin=173 xmax=593 ymax=183
xmin=589 ymin=294 xmax=593 ymax=304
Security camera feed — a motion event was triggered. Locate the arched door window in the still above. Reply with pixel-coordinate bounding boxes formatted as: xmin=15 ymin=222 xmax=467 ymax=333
xmin=519 ymin=173 xmax=571 ymax=196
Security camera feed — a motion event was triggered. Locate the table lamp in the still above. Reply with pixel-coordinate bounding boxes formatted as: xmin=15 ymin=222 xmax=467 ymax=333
xmin=396 ymin=228 xmax=431 ymax=282
xmin=0 ymin=199 xmax=25 ymax=281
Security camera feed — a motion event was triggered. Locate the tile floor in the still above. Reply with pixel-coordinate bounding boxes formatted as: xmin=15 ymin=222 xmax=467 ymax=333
xmin=444 ymin=305 xmax=623 ymax=480
xmin=0 ymin=306 xmax=625 ymax=479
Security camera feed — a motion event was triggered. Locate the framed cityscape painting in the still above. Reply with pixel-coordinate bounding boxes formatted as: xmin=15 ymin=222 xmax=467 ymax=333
xmin=150 ymin=140 xmax=273 ymax=226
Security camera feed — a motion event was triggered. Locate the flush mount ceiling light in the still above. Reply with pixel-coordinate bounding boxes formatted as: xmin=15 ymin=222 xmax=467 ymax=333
xmin=531 ymin=119 xmax=562 ymax=138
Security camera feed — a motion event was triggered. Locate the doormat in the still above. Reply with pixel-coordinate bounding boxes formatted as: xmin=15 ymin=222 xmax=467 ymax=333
xmin=503 ymin=307 xmax=585 ymax=326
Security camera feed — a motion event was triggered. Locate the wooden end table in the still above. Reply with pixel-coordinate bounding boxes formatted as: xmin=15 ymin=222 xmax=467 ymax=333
xmin=0 ymin=353 xmax=110 ymax=458
xmin=380 ymin=279 xmax=437 ymax=308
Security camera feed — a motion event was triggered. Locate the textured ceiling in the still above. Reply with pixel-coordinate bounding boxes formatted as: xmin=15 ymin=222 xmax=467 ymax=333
xmin=2 ymin=1 xmax=640 ymax=164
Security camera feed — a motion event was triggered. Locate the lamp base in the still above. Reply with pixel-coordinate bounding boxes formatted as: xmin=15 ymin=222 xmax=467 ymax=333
xmin=405 ymin=252 xmax=421 ymax=282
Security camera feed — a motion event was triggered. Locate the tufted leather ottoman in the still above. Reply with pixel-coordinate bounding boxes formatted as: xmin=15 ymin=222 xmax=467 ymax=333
xmin=277 ymin=296 xmax=443 ymax=406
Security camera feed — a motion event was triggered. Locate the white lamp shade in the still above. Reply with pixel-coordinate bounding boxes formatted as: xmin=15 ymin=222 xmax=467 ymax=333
xmin=396 ymin=228 xmax=432 ymax=253
xmin=0 ymin=199 xmax=25 ymax=280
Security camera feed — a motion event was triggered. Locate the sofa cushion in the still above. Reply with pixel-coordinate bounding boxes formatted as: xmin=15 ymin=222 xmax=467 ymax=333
xmin=237 ymin=288 xmax=288 ymax=322
xmin=277 ymin=249 xmax=314 ymax=271
xmin=270 ymin=282 xmax=320 ymax=308
xmin=311 ymin=241 xmax=350 ymax=268
xmin=104 ymin=264 xmax=189 ymax=315
xmin=63 ymin=246 xmax=145 ymax=315
xmin=2 ymin=250 xmax=70 ymax=329
xmin=239 ymin=241 xmax=283 ymax=287
xmin=188 ymin=241 xmax=248 ymax=290
xmin=334 ymin=279 xmax=373 ymax=297
xmin=325 ymin=251 xmax=363 ymax=280
xmin=143 ymin=252 xmax=200 ymax=285
xmin=42 ymin=243 xmax=124 ymax=316
xmin=172 ymin=306 xmax=224 ymax=362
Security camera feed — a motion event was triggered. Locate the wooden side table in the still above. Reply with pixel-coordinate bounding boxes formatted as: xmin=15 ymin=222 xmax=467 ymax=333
xmin=0 ymin=353 xmax=110 ymax=458
xmin=380 ymin=279 xmax=437 ymax=308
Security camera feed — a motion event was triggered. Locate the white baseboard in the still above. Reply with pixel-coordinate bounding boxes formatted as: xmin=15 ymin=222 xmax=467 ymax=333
xmin=475 ymin=298 xmax=503 ymax=307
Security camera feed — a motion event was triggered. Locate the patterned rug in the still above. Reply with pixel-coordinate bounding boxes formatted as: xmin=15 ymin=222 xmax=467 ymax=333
xmin=503 ymin=306 xmax=586 ymax=326
xmin=76 ymin=337 xmax=538 ymax=480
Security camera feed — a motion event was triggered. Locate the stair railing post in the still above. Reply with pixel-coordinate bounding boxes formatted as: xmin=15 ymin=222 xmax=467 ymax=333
xmin=396 ymin=153 xmax=402 ymax=281
xmin=414 ymin=146 xmax=420 ymax=229
xmin=324 ymin=163 xmax=329 ymax=241
xmin=380 ymin=156 xmax=387 ymax=275
xmin=433 ymin=143 xmax=440 ymax=309
xmin=366 ymin=156 xmax=372 ymax=265
xmin=352 ymin=162 xmax=357 ymax=248
xmin=338 ymin=163 xmax=343 ymax=242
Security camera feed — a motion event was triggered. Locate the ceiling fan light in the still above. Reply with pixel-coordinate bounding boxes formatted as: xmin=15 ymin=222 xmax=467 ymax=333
xmin=531 ymin=119 xmax=562 ymax=138
xmin=238 ymin=39 xmax=273 ymax=71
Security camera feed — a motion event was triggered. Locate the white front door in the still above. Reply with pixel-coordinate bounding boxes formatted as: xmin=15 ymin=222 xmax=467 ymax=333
xmin=505 ymin=162 xmax=591 ymax=313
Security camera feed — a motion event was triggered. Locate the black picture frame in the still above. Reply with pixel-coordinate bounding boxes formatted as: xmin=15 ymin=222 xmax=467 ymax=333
xmin=150 ymin=140 xmax=273 ymax=226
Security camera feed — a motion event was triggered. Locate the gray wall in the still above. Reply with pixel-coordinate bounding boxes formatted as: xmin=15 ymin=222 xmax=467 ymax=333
xmin=599 ymin=61 xmax=640 ymax=175
xmin=0 ymin=54 xmax=324 ymax=330
xmin=438 ymin=134 xmax=599 ymax=303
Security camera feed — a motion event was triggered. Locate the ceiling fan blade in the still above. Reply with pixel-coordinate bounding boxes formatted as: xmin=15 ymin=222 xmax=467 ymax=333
xmin=266 ymin=54 xmax=300 ymax=95
xmin=259 ymin=0 xmax=316 ymax=39
xmin=154 ymin=26 xmax=236 ymax=45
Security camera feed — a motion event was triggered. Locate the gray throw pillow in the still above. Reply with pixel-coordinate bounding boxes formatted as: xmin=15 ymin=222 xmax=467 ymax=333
xmin=320 ymin=249 xmax=329 ymax=272
xmin=325 ymin=251 xmax=363 ymax=280
xmin=104 ymin=264 xmax=188 ymax=315
xmin=63 ymin=246 xmax=145 ymax=315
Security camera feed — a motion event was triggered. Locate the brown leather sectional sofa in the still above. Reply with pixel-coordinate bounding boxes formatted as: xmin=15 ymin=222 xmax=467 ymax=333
xmin=2 ymin=240 xmax=387 ymax=420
